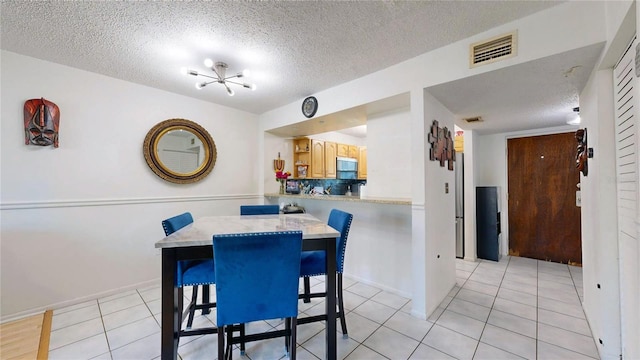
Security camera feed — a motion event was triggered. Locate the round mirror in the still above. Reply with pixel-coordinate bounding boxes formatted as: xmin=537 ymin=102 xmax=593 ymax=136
xmin=143 ymin=118 xmax=217 ymax=184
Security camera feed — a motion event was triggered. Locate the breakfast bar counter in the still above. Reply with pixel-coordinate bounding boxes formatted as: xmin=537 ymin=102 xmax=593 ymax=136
xmin=265 ymin=192 xmax=413 ymax=298
xmin=264 ymin=193 xmax=411 ymax=205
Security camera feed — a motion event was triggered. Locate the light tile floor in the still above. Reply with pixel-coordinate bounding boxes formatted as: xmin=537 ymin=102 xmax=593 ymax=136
xmin=48 ymin=256 xmax=599 ymax=359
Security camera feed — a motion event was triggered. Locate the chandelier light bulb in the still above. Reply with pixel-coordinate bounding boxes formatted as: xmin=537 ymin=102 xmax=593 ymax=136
xmin=183 ymin=59 xmax=256 ymax=95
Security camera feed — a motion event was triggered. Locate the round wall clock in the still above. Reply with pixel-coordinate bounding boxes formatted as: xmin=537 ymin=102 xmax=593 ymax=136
xmin=302 ymin=96 xmax=318 ymax=118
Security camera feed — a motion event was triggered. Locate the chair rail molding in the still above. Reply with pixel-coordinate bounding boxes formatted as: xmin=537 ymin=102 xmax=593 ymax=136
xmin=0 ymin=194 xmax=261 ymax=210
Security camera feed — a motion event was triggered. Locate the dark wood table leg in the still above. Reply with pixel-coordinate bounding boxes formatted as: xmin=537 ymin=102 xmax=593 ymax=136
xmin=325 ymin=238 xmax=337 ymax=360
xmin=161 ymin=248 xmax=179 ymax=360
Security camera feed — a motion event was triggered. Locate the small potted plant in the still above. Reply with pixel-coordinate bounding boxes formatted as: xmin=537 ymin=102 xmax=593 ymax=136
xmin=275 ymin=170 xmax=291 ymax=194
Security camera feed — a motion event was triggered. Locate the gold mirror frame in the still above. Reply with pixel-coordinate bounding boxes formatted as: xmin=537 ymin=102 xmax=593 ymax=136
xmin=143 ymin=118 xmax=217 ymax=184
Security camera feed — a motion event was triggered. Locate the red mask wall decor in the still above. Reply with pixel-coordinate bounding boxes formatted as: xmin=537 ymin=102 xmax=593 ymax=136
xmin=24 ymin=98 xmax=60 ymax=148
xmin=575 ymin=128 xmax=588 ymax=176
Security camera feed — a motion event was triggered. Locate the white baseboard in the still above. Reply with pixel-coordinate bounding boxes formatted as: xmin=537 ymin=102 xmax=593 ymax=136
xmin=343 ymin=273 xmax=411 ymax=299
xmin=0 ymin=278 xmax=160 ymax=324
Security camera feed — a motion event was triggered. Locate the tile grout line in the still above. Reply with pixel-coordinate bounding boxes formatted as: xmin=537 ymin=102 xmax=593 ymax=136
xmin=471 ymin=256 xmax=511 ymax=359
xmin=95 ymin=298 xmax=113 ymax=360
xmin=431 ymin=259 xmax=479 ymax=360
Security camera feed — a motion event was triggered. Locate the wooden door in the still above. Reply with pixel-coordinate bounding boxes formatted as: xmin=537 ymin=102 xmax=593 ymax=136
xmin=507 ymin=133 xmax=582 ymax=264
xmin=325 ymin=142 xmax=337 ymax=178
xmin=310 ymin=140 xmax=325 ymax=178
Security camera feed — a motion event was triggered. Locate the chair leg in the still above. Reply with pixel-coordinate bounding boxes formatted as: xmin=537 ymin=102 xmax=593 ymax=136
xmin=202 ymin=285 xmax=211 ymax=315
xmin=239 ymin=324 xmax=246 ymax=355
xmin=303 ymin=277 xmax=311 ymax=303
xmin=217 ymin=325 xmax=225 ymax=360
xmin=177 ymin=287 xmax=184 ymax=343
xmin=290 ymin=317 xmax=297 ymax=360
xmin=337 ymin=274 xmax=348 ymax=338
xmin=226 ymin=324 xmax=233 ymax=360
xmin=285 ymin=317 xmax=290 ymax=353
xmin=186 ymin=285 xmax=198 ymax=329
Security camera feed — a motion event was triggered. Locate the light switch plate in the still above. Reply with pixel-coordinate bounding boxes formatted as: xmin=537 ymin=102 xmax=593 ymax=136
xmin=576 ymin=190 xmax=581 ymax=207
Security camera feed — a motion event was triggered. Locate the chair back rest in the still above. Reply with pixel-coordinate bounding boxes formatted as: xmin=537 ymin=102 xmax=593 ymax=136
xmin=213 ymin=231 xmax=303 ymax=326
xmin=162 ymin=212 xmax=194 ymax=236
xmin=240 ymin=204 xmax=280 ymax=215
xmin=328 ymin=209 xmax=353 ymax=273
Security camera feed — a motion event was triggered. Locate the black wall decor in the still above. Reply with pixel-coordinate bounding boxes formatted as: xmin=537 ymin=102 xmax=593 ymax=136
xmin=576 ymin=128 xmax=588 ymax=176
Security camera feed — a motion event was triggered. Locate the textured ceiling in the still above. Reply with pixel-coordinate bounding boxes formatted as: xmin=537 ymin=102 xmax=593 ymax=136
xmin=429 ymin=42 xmax=605 ymax=134
xmin=1 ymin=0 xmax=563 ymax=117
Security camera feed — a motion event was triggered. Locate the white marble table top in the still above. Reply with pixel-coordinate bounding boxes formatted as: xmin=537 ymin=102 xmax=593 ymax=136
xmin=155 ymin=213 xmax=340 ymax=249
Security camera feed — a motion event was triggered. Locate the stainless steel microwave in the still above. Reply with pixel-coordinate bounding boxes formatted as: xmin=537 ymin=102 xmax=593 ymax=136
xmin=336 ymin=157 xmax=357 ymax=179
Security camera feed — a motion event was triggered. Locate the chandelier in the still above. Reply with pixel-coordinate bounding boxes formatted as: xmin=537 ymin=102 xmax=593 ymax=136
xmin=181 ymin=59 xmax=256 ymax=96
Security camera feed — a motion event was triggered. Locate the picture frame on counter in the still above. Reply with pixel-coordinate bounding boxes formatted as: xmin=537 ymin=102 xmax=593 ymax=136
xmin=297 ymin=164 xmax=308 ymax=178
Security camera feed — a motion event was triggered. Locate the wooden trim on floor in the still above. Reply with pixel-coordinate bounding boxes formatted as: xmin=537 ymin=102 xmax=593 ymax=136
xmin=0 ymin=310 xmax=52 ymax=360
xmin=37 ymin=310 xmax=53 ymax=360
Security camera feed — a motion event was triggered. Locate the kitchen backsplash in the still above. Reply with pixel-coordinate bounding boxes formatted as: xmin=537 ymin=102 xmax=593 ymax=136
xmin=293 ymin=178 xmax=366 ymax=195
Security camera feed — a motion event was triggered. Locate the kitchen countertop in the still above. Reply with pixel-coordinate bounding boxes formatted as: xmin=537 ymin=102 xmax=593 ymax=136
xmin=264 ymin=193 xmax=411 ymax=205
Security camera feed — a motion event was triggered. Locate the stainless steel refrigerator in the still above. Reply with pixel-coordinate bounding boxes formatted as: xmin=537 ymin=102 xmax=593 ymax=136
xmin=455 ymin=153 xmax=464 ymax=258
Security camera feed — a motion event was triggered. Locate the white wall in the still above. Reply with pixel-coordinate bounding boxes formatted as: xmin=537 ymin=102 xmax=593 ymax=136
xmin=366 ymin=108 xmax=411 ymax=199
xmin=579 ymin=68 xmax=622 ymax=360
xmin=0 ymin=51 xmax=260 ymax=320
xmin=417 ymin=92 xmax=457 ymax=318
xmin=463 ymin=129 xmax=478 ymax=262
xmin=263 ymin=132 xmax=293 ymax=194
xmin=312 ymin=131 xmax=365 ymax=147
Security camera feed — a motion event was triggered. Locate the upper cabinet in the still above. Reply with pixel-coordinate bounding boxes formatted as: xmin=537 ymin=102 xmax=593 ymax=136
xmin=348 ymin=145 xmax=358 ymax=159
xmin=325 ymin=142 xmax=337 ymax=178
xmin=292 ymin=137 xmax=365 ymax=179
xmin=337 ymin=143 xmax=349 ymax=157
xmin=310 ymin=139 xmax=325 ymax=178
xmin=293 ymin=138 xmax=311 ymax=178
xmin=358 ymin=146 xmax=367 ymax=179
xmin=337 ymin=143 xmax=358 ymax=159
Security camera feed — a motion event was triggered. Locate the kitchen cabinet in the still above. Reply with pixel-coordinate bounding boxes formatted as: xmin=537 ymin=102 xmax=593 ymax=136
xmin=455 ymin=135 xmax=464 ymax=153
xmin=337 ymin=143 xmax=349 ymax=157
xmin=325 ymin=141 xmax=337 ymax=178
xmin=310 ymin=139 xmax=325 ymax=178
xmin=348 ymin=145 xmax=358 ymax=159
xmin=293 ymin=138 xmax=311 ymax=178
xmin=358 ymin=146 xmax=367 ymax=179
xmin=294 ymin=138 xmax=359 ymax=179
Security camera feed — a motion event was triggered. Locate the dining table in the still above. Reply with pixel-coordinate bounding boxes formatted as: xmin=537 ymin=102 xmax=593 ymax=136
xmin=154 ymin=213 xmax=341 ymax=360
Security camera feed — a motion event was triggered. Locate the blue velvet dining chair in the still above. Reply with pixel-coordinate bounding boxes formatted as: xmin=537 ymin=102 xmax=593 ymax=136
xmin=299 ymin=209 xmax=353 ymax=338
xmin=162 ymin=212 xmax=216 ymax=330
xmin=214 ymin=231 xmax=303 ymax=360
xmin=240 ymin=204 xmax=280 ymax=215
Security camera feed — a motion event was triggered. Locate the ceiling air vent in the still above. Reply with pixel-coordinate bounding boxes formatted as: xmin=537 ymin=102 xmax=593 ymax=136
xmin=463 ymin=116 xmax=483 ymax=123
xmin=470 ymin=31 xmax=517 ymax=68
